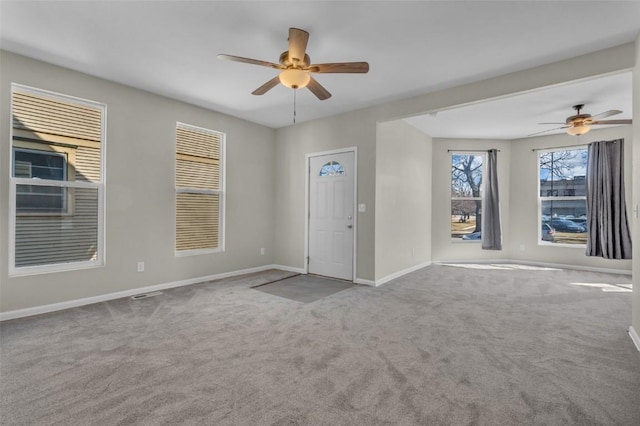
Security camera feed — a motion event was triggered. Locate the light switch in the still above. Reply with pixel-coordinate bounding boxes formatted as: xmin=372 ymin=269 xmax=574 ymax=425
xmin=358 ymin=203 xmax=366 ymax=213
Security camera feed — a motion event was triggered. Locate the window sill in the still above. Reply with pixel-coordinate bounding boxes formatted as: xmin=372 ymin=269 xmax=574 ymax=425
xmin=538 ymin=242 xmax=587 ymax=249
xmin=9 ymin=259 xmax=104 ymax=277
xmin=175 ymin=248 xmax=223 ymax=257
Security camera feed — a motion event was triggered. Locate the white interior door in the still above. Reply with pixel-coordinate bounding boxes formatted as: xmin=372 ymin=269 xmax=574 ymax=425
xmin=308 ymin=151 xmax=355 ymax=281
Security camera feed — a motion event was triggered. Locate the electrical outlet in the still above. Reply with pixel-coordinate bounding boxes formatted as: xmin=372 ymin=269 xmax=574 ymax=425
xmin=137 ymin=261 xmax=144 ymax=272
xmin=260 ymin=248 xmax=265 ymax=256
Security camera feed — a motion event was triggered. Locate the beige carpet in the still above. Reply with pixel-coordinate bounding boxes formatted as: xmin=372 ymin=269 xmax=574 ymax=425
xmin=1 ymin=265 xmax=638 ymax=425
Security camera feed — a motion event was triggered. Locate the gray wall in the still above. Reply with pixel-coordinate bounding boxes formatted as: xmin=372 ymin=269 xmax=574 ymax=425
xmin=430 ymin=138 xmax=512 ymax=262
xmin=274 ymin=110 xmax=378 ymax=281
xmin=633 ymin=33 xmax=640 ymax=336
xmin=1 ymin=51 xmax=277 ymax=312
xmin=420 ymin=125 xmax=632 ymax=273
xmin=272 ymin=43 xmax=635 ymax=283
xmin=1 ymin=41 xmax=636 ymax=314
xmin=420 ymin=128 xmax=632 ymax=273
xmin=509 ymin=126 xmax=633 ymax=272
xmin=375 ymin=120 xmax=432 ymax=281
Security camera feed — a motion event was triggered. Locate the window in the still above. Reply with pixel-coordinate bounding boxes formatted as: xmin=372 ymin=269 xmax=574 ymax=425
xmin=175 ymin=123 xmax=224 ymax=254
xmin=319 ymin=161 xmax=345 ymax=176
xmin=538 ymin=148 xmax=588 ymax=245
xmin=9 ymin=84 xmax=105 ymax=274
xmin=13 ymin=148 xmax=68 ymax=213
xmin=451 ymin=153 xmax=484 ymax=240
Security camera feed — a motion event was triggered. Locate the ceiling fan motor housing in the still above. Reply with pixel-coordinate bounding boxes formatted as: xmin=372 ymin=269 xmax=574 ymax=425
xmin=531 ymin=103 xmax=630 ymax=137
xmin=279 ymin=51 xmax=311 ymax=68
xmin=566 ymin=113 xmax=592 ymax=125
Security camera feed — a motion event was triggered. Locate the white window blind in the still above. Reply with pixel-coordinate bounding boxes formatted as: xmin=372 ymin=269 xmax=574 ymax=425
xmin=12 ymin=90 xmax=102 ymax=142
xmin=175 ymin=123 xmax=224 ymax=254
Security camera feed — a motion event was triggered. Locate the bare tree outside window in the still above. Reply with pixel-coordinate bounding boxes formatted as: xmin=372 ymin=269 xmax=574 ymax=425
xmin=451 ymin=154 xmax=484 ymax=239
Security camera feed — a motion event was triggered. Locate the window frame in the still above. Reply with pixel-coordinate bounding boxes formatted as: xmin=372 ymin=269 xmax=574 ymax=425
xmin=12 ymin=145 xmax=78 ymax=216
xmin=8 ymin=84 xmax=106 ymax=276
xmin=450 ymin=151 xmax=486 ymax=243
xmin=13 ymin=147 xmax=68 ymax=181
xmin=174 ymin=122 xmax=226 ymax=257
xmin=537 ymin=146 xmax=588 ymax=248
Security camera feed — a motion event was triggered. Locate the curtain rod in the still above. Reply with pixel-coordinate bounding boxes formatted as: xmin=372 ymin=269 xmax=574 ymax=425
xmin=531 ymin=140 xmax=616 ymax=152
xmin=447 ymin=149 xmax=500 ymax=153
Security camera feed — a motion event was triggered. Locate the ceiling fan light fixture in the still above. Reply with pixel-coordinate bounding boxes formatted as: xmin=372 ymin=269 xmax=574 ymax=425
xmin=566 ymin=124 xmax=591 ymax=136
xmin=278 ymin=68 xmax=310 ymax=89
xmin=533 ymin=104 xmax=630 ymax=138
xmin=219 ymin=27 xmax=367 ymax=100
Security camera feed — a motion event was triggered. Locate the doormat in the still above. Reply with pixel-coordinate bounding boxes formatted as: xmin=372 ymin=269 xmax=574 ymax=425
xmin=252 ymin=274 xmax=353 ymax=303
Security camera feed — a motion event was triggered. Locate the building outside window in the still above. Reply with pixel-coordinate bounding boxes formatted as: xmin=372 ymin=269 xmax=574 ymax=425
xmin=13 ymin=148 xmax=68 ymax=214
xmin=538 ymin=147 xmax=588 ymax=245
xmin=9 ymin=84 xmax=105 ymax=274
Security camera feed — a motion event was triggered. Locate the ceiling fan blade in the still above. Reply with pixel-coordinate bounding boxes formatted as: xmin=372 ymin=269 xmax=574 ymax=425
xmin=589 ymin=109 xmax=622 ymax=120
xmin=307 ymin=77 xmax=331 ymax=100
xmin=308 ymin=62 xmax=370 ymax=73
xmin=590 ymin=119 xmax=632 ymax=125
xmin=288 ymin=28 xmax=309 ymax=65
xmin=217 ymin=54 xmax=283 ymax=70
xmin=252 ymin=76 xmax=281 ymax=96
xmin=538 ymin=122 xmax=566 ymax=125
xmin=527 ymin=126 xmax=569 ymax=137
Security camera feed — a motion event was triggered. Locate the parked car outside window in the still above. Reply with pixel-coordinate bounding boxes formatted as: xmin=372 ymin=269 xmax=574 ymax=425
xmin=541 ymin=223 xmax=555 ymax=242
xmin=546 ymin=218 xmax=585 ymax=233
xmin=461 ymin=231 xmax=482 ymax=241
xmin=570 ymin=217 xmax=587 ymax=227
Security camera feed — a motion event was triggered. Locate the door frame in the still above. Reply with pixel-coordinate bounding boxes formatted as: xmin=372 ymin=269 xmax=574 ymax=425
xmin=304 ymin=147 xmax=358 ymax=282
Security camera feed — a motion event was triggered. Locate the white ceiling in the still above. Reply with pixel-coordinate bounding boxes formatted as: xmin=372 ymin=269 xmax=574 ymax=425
xmin=1 ymin=1 xmax=639 ymax=133
xmin=404 ymin=71 xmax=633 ymax=140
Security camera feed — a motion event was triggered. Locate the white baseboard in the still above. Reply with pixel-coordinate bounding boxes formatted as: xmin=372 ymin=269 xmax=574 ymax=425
xmin=433 ymin=259 xmax=632 ymax=276
xmin=271 ymin=264 xmax=306 ymax=274
xmin=354 ymin=278 xmax=376 ymax=286
xmin=433 ymin=258 xmax=511 ymax=265
xmin=629 ymin=326 xmax=640 ymax=352
xmin=374 ymin=261 xmax=432 ymax=287
xmin=0 ymin=264 xmax=291 ymax=321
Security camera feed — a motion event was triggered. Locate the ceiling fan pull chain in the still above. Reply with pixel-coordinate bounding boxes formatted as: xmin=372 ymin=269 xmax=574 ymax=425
xmin=293 ymin=89 xmax=297 ymax=124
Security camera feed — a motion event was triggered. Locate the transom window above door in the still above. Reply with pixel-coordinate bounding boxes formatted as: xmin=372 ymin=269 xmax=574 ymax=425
xmin=319 ymin=161 xmax=345 ymax=177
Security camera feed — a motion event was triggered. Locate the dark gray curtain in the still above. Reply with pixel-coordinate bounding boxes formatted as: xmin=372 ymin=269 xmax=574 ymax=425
xmin=586 ymin=139 xmax=632 ymax=259
xmin=482 ymin=149 xmax=502 ymax=250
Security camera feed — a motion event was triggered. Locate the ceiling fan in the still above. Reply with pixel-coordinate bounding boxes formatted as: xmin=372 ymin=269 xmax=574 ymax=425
xmin=217 ymin=27 xmax=369 ymax=100
xmin=531 ymin=104 xmax=632 ymax=136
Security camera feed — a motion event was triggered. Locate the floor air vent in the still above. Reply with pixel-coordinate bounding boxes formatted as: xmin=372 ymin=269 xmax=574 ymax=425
xmin=131 ymin=291 xmax=163 ymax=300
